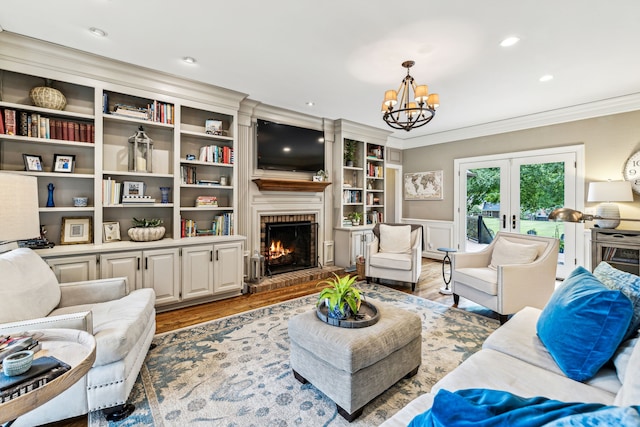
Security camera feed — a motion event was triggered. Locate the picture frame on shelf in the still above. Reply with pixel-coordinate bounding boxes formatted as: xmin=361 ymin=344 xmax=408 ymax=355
xmin=22 ymin=154 xmax=43 ymax=172
xmin=205 ymin=119 xmax=223 ymax=135
xmin=53 ymin=154 xmax=75 ymax=173
xmin=404 ymin=170 xmax=444 ymax=200
xmin=103 ymin=221 xmax=121 ymax=242
xmin=122 ymin=181 xmax=145 ymax=197
xmin=60 ymin=216 xmax=92 ymax=245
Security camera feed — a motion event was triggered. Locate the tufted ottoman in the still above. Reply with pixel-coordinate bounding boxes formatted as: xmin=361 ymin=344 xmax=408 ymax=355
xmin=288 ymin=301 xmax=422 ymax=421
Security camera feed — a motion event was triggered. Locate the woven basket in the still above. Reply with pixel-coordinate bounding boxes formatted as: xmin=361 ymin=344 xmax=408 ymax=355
xmin=29 ymin=86 xmax=67 ymax=110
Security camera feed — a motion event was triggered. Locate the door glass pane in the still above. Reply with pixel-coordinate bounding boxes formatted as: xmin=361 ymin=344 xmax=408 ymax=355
xmin=465 ymin=167 xmax=501 ymax=252
xmin=518 ymin=161 xmax=566 ymax=265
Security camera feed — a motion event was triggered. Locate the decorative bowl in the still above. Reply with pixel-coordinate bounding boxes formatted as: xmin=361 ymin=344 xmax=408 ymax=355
xmin=3 ymin=350 xmax=34 ymax=376
xmin=128 ymin=226 xmax=165 ymax=242
xmin=73 ymin=197 xmax=89 ymax=207
xmin=29 ymin=86 xmax=67 ymax=110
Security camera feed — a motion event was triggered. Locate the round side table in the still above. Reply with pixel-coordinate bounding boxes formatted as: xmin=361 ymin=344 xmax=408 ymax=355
xmin=437 ymin=247 xmax=457 ymax=295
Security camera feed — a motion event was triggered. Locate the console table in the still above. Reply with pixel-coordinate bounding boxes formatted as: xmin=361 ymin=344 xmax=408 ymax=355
xmin=591 ymin=228 xmax=640 ymax=275
xmin=0 ymin=329 xmax=96 ymax=425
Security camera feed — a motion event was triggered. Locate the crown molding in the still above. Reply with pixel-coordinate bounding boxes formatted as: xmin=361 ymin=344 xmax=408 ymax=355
xmin=399 ymin=92 xmax=640 ymax=149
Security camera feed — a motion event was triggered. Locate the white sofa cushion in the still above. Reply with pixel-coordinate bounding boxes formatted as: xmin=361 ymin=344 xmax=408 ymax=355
xmin=0 ymin=248 xmax=61 ymax=323
xmin=369 ymin=252 xmax=412 ymax=271
xmin=614 ymin=334 xmax=640 ymax=406
xmin=489 ymin=238 xmax=539 ymax=270
xmin=379 ymin=224 xmax=411 ymax=254
xmin=51 ymin=288 xmax=155 ymax=366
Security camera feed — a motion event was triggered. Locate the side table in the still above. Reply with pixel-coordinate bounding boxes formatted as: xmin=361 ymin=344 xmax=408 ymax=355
xmin=437 ymin=247 xmax=457 ymax=295
xmin=0 ymin=328 xmax=96 ymax=425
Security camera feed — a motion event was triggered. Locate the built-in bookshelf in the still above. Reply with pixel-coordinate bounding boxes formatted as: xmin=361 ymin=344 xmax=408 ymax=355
xmin=592 ymin=228 xmax=640 ymax=275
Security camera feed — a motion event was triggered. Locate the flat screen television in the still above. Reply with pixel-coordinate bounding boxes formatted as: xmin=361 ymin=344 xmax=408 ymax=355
xmin=256 ymin=119 xmax=325 ymax=173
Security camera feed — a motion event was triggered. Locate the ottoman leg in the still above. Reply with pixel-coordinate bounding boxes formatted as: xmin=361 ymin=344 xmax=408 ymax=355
xmin=337 ymin=404 xmax=363 ymax=422
xmin=404 ymin=365 xmax=419 ymax=379
xmin=292 ymin=369 xmax=308 ymax=384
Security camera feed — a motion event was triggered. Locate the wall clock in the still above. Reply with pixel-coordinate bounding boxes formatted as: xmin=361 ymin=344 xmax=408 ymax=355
xmin=623 ymin=150 xmax=640 ymax=194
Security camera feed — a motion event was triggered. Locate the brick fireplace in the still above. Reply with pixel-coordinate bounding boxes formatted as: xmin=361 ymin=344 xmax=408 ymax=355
xmin=260 ymin=214 xmax=318 ymax=276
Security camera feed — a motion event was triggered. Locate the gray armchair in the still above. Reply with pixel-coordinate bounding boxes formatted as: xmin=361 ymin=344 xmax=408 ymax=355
xmin=452 ymin=232 xmax=559 ymax=323
xmin=365 ymin=223 xmax=423 ymax=291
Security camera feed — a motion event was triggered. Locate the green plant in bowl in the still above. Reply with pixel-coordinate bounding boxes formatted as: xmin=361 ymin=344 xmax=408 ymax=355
xmin=317 ymin=273 xmax=362 ymax=319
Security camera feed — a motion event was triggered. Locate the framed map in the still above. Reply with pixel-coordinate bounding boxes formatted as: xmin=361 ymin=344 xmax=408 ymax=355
xmin=404 ymin=170 xmax=444 ymax=200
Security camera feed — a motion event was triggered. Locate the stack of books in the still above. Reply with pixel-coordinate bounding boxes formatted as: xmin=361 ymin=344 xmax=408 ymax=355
xmin=195 ymin=196 xmax=218 ymax=207
xmin=111 ymin=104 xmax=149 ymax=120
xmin=0 ymin=356 xmax=71 ymax=403
xmin=122 ymin=195 xmax=155 ymax=205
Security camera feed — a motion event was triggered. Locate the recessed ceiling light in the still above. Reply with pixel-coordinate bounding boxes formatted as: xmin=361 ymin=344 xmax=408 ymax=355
xmin=283 ymin=147 xmax=291 ymax=152
xmin=539 ymin=74 xmax=554 ymax=82
xmin=500 ymin=36 xmax=520 ymax=47
xmin=182 ymin=56 xmax=197 ymax=64
xmin=89 ymin=27 xmax=107 ymax=37
xmin=306 ymin=101 xmax=315 ymax=107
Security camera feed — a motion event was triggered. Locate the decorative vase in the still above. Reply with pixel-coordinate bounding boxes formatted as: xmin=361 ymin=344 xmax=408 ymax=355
xmin=30 ymin=86 xmax=67 ymax=110
xmin=128 ymin=226 xmax=165 ymax=242
xmin=327 ymin=301 xmax=352 ymax=320
xmin=159 ymin=187 xmax=170 ymax=204
xmin=46 ymin=183 xmax=55 ymax=207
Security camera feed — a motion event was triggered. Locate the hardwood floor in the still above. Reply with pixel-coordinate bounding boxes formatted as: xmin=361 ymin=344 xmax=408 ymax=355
xmin=46 ymin=258 xmax=462 ymax=427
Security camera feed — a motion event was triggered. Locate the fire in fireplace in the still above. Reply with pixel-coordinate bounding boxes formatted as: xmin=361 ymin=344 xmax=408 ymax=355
xmin=264 ymin=221 xmax=318 ymax=276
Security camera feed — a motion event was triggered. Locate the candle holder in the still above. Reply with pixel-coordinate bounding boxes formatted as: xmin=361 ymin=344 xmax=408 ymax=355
xmin=128 ymin=126 xmax=153 ymax=173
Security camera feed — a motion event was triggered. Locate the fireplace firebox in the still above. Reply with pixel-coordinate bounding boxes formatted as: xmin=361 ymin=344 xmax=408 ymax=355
xmin=265 ymin=221 xmax=318 ymax=276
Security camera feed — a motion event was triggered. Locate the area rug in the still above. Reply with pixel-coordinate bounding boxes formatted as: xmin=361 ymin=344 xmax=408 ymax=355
xmin=89 ymin=283 xmax=499 ymax=426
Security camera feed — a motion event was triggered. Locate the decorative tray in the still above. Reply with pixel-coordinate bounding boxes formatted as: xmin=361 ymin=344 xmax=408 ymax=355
xmin=316 ymin=300 xmax=380 ymax=328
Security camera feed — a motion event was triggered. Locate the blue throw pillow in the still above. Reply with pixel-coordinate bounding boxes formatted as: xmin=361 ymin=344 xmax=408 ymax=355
xmin=594 ymin=261 xmax=640 ymax=340
xmin=536 ymin=266 xmax=633 ymax=381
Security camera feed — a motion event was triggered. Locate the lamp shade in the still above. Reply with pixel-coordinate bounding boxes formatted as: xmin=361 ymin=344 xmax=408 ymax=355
xmin=587 ymin=181 xmax=633 ymax=202
xmin=0 ymin=173 xmax=40 ymax=242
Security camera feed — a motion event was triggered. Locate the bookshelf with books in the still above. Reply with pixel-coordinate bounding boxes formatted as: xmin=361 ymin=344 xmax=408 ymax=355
xmin=0 ymin=70 xmax=96 ymax=246
xmin=592 ymin=228 xmax=640 ymax=275
xmin=0 ymin=35 xmax=245 ymax=309
xmin=178 ymin=105 xmax=236 ymax=238
xmin=332 ymin=120 xmax=390 ymax=268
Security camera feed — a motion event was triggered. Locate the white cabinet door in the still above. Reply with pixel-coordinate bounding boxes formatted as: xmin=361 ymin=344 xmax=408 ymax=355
xmin=100 ymin=251 xmax=142 ymax=291
xmin=351 ymin=230 xmax=374 ymax=266
xmin=46 ymin=255 xmax=97 ymax=283
xmin=143 ymin=248 xmax=180 ymax=306
xmin=213 ymin=241 xmax=243 ymax=294
xmin=182 ymin=245 xmax=214 ymax=300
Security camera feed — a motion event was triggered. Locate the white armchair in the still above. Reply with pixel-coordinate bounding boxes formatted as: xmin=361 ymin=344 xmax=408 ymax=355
xmin=452 ymin=232 xmax=559 ymax=324
xmin=365 ymin=223 xmax=423 ymax=291
xmin=0 ymin=248 xmax=156 ymax=426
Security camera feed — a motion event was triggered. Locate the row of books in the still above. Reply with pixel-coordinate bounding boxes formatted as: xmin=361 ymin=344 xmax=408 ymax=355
xmin=180 ymin=213 xmax=234 ymax=237
xmin=0 ymin=109 xmax=94 ymax=143
xmin=367 ymin=210 xmax=383 ymax=225
xmin=366 ymin=162 xmax=384 ymax=178
xmin=102 ymin=94 xmax=175 ymax=124
xmin=198 ymin=145 xmax=234 ymax=164
xmin=103 ymin=178 xmax=123 ymax=206
xmin=0 ymin=356 xmax=70 ymax=403
xmin=343 ymin=189 xmax=362 ymax=204
xmin=602 ymin=247 xmax=640 ymax=264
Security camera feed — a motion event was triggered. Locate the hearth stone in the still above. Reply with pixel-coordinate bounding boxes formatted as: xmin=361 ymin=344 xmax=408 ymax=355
xmin=246 ymin=266 xmax=344 ymax=294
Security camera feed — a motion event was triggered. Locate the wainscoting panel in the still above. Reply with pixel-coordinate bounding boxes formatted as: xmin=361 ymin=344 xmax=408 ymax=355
xmin=402 ymin=218 xmax=455 ymax=260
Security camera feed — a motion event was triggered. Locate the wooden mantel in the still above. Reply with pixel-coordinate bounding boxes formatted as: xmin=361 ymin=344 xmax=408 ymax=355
xmin=252 ymin=178 xmax=331 ymax=192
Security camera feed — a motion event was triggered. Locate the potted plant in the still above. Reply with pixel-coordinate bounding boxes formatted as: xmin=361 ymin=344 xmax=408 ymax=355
xmin=317 ymin=273 xmax=362 ymax=320
xmin=344 ymin=139 xmax=357 ymax=167
xmin=128 ymin=217 xmax=165 ymax=242
xmin=348 ymin=211 xmax=362 ymax=226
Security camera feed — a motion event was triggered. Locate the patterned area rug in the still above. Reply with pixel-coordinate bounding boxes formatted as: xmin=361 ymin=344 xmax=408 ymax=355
xmin=89 ymin=283 xmax=499 ymax=426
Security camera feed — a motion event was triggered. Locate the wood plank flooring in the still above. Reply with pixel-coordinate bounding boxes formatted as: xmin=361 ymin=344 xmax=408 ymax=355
xmin=45 ymin=258 xmax=462 ymax=427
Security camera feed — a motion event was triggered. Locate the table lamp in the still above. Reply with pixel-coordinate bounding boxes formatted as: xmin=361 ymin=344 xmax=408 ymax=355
xmin=0 ymin=173 xmax=40 ymax=251
xmin=587 ymin=181 xmax=634 ymax=228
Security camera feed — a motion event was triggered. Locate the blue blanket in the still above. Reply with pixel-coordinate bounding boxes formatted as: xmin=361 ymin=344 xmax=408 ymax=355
xmin=409 ymin=389 xmax=640 ymax=426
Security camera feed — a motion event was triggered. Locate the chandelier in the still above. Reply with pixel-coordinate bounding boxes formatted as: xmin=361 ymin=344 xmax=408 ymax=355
xmin=381 ymin=60 xmax=439 ymax=131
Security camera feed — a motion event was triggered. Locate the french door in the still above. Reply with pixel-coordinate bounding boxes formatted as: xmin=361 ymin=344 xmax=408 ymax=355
xmin=456 ymin=150 xmax=579 ymax=279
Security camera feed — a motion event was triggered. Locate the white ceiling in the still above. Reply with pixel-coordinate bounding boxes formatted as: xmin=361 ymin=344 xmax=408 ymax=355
xmin=2 ymin=0 xmax=640 ymax=147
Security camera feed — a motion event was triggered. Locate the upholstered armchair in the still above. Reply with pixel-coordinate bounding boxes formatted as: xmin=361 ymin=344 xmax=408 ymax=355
xmin=0 ymin=248 xmax=156 ymax=426
xmin=452 ymin=231 xmax=559 ymax=323
xmin=365 ymin=223 xmax=423 ymax=291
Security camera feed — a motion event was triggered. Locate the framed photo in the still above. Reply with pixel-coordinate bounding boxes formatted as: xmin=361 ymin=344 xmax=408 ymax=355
xmin=123 ymin=181 xmax=145 ymax=197
xmin=205 ymin=119 xmax=223 ymax=135
xmin=60 ymin=217 xmax=92 ymax=245
xmin=404 ymin=170 xmax=444 ymax=200
xmin=22 ymin=154 xmax=43 ymax=172
xmin=103 ymin=221 xmax=121 ymax=242
xmin=53 ymin=154 xmax=75 ymax=173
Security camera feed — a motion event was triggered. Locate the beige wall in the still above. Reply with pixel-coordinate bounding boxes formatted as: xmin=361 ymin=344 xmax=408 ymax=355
xmin=402 ymin=110 xmax=640 ymax=222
